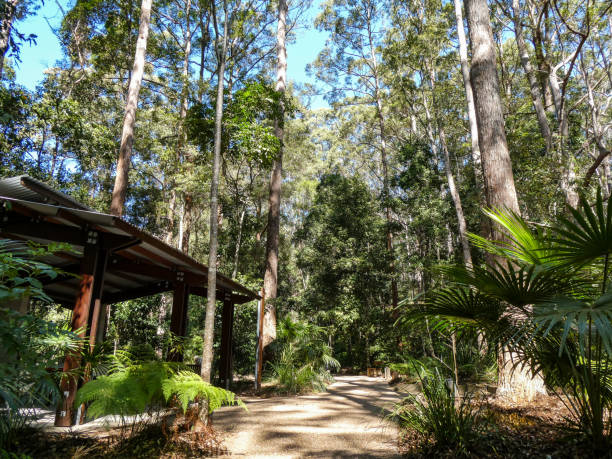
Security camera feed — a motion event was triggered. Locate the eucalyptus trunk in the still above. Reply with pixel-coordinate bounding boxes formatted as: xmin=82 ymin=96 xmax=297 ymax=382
xmin=425 ymin=68 xmax=473 ymax=268
xmin=179 ymin=0 xmax=194 ymax=254
xmin=110 ymin=0 xmax=153 ymax=216
xmin=201 ymin=1 xmax=228 ymax=386
xmin=0 ymin=0 xmax=18 ymax=77
xmin=511 ymin=0 xmax=552 ymax=151
xmin=465 ymin=0 xmax=546 ymax=400
xmin=452 ymin=0 xmax=483 ymax=189
xmin=262 ymin=0 xmax=288 ymax=352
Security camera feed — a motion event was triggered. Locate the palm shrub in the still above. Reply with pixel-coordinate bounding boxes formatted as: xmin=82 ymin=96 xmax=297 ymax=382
xmin=408 ymin=190 xmax=612 ymax=450
xmin=270 ymin=315 xmax=340 ymax=393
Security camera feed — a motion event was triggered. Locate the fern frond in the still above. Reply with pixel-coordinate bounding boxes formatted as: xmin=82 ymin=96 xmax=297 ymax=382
xmin=162 ymin=371 xmax=245 ymax=414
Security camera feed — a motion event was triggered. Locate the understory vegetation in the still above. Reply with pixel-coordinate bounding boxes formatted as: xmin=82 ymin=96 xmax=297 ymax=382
xmin=1 ymin=0 xmax=611 ymax=455
xmin=394 ymin=191 xmax=612 ymax=455
xmin=269 ymin=315 xmax=340 ymax=393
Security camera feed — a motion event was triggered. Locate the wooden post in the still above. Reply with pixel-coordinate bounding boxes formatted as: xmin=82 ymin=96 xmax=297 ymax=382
xmin=168 ymin=280 xmax=189 ymax=361
xmin=87 ymin=249 xmax=109 ymax=347
xmin=255 ymin=287 xmax=265 ymax=390
xmin=55 ymin=240 xmax=105 ymax=427
xmin=219 ymin=291 xmax=234 ymax=389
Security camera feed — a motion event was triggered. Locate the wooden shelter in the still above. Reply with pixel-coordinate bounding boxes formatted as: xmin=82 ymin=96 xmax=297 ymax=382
xmin=0 ymin=175 xmax=259 ymax=426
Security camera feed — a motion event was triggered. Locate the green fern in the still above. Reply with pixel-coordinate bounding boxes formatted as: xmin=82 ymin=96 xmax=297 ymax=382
xmin=161 ymin=371 xmax=245 ymax=414
xmin=75 ymin=360 xmax=175 ymax=418
xmin=76 ymin=360 xmax=244 ymax=420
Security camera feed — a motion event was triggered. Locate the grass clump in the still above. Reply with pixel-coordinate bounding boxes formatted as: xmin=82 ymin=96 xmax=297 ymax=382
xmin=389 ymin=371 xmax=484 ymax=457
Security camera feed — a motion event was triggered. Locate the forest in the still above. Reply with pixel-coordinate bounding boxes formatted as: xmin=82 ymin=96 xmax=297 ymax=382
xmin=0 ymin=0 xmax=611 ymax=456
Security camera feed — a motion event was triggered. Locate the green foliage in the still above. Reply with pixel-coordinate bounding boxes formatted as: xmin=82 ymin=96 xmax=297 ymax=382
xmin=76 ymin=354 xmax=243 ymax=421
xmin=0 ymin=308 xmax=80 ymax=447
xmin=389 ymin=372 xmax=484 ymax=456
xmin=295 ymin=174 xmax=397 ymax=369
xmin=0 ymin=243 xmax=80 ymax=448
xmin=162 ymin=371 xmax=245 ymax=414
xmin=0 ymin=240 xmax=72 ymax=303
xmin=411 ymin=191 xmax=612 ymax=450
xmin=270 ymin=315 xmax=340 ymax=393
xmin=389 ymin=357 xmax=447 ymax=380
xmin=75 ymin=359 xmax=174 ymax=419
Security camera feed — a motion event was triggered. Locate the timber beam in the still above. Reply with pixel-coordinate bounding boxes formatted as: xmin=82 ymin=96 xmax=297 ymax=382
xmin=0 ymin=217 xmax=139 ymax=252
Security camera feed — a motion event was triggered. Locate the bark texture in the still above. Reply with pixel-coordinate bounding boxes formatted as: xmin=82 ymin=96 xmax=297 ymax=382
xmin=465 ymin=0 xmax=546 ymax=400
xmin=201 ymin=4 xmax=228 ymax=384
xmin=452 ymin=0 xmax=483 ymax=189
xmin=465 ymin=0 xmax=519 ymax=218
xmin=262 ymin=0 xmax=288 ymax=351
xmin=0 ymin=0 xmax=18 ymax=78
xmin=110 ymin=0 xmax=153 ymax=216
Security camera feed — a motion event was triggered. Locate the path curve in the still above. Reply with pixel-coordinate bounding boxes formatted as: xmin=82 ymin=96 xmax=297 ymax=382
xmin=213 ymin=375 xmax=402 ymax=458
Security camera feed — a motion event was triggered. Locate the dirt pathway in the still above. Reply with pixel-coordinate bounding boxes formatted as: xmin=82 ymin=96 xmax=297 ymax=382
xmin=213 ymin=375 xmax=402 ymax=458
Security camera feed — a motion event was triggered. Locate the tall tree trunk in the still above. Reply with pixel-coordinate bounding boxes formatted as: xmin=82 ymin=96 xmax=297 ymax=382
xmin=0 ymin=0 xmax=18 ymax=78
xmin=465 ymin=0 xmax=546 ymax=401
xmin=262 ymin=0 xmax=288 ymax=353
xmin=179 ymin=0 xmax=194 ymax=254
xmin=423 ymin=71 xmax=472 ymax=267
xmin=201 ymin=0 xmax=228 ymax=386
xmin=365 ymin=6 xmax=398 ymax=310
xmin=453 ymin=0 xmax=482 ymax=188
xmin=511 ymin=0 xmax=552 ymax=151
xmin=232 ymin=206 xmax=246 ymax=279
xmin=465 ymin=0 xmax=519 ymax=218
xmin=110 ymin=0 xmax=152 ymax=216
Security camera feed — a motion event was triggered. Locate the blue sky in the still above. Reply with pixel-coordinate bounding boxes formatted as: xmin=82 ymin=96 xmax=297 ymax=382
xmin=14 ymin=0 xmax=328 ymax=108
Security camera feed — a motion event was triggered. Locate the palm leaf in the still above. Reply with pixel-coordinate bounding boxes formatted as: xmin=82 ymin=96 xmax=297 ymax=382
xmin=549 ymin=189 xmax=612 ymax=267
xmin=468 ymin=208 xmax=551 ymax=265
xmin=408 ymin=287 xmax=504 ymax=330
xmin=532 ymin=290 xmax=612 ymax=356
xmin=438 ymin=262 xmax=573 ymax=308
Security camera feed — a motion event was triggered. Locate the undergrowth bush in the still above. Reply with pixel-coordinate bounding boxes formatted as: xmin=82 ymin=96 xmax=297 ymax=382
xmin=76 ymin=352 xmax=243 ymax=429
xmin=0 ymin=241 xmax=79 ymax=449
xmin=389 ymin=371 xmax=484 ymax=456
xmin=270 ymin=315 xmax=340 ymax=393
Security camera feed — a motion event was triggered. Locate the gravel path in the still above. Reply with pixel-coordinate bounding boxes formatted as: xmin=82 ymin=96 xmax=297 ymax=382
xmin=213 ymin=375 xmax=402 ymax=458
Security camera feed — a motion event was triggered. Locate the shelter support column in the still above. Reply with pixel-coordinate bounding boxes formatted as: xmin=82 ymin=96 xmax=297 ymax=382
xmin=219 ymin=291 xmax=235 ymax=389
xmin=87 ymin=249 xmax=109 ymax=347
xmin=168 ymin=279 xmax=189 ymax=361
xmin=55 ymin=240 xmax=107 ymax=427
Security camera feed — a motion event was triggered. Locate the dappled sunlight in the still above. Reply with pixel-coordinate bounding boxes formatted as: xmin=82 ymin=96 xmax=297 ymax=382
xmin=214 ymin=376 xmax=401 ymax=457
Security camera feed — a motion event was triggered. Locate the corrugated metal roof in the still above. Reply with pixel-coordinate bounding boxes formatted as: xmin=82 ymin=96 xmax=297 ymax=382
xmin=0 ymin=175 xmax=91 ymax=210
xmin=0 ymin=176 xmax=259 ymax=304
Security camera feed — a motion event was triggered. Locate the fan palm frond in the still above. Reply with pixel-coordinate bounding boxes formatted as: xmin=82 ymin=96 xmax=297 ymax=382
xmin=550 ymin=189 xmax=612 ymax=267
xmin=408 ymin=287 xmax=504 ymax=331
xmin=439 ymin=262 xmax=573 ymax=308
xmin=468 ymin=208 xmax=550 ymax=265
xmin=533 ymin=290 xmax=612 ymax=356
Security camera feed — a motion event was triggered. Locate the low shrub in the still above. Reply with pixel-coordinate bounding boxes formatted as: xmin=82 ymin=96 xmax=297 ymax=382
xmin=270 ymin=315 xmax=340 ymax=393
xmin=75 ymin=353 xmax=244 ymax=431
xmin=389 ymin=372 xmax=484 ymax=456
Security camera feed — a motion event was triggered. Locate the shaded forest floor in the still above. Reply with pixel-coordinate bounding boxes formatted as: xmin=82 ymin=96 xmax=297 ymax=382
xmin=8 ymin=376 xmax=612 ymax=458
xmin=213 ymin=375 xmax=402 ymax=457
xmin=394 ymin=384 xmax=610 ymax=458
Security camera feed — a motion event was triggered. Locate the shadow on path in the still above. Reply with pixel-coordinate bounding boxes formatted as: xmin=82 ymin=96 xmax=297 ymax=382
xmin=214 ymin=376 xmax=402 ymax=458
